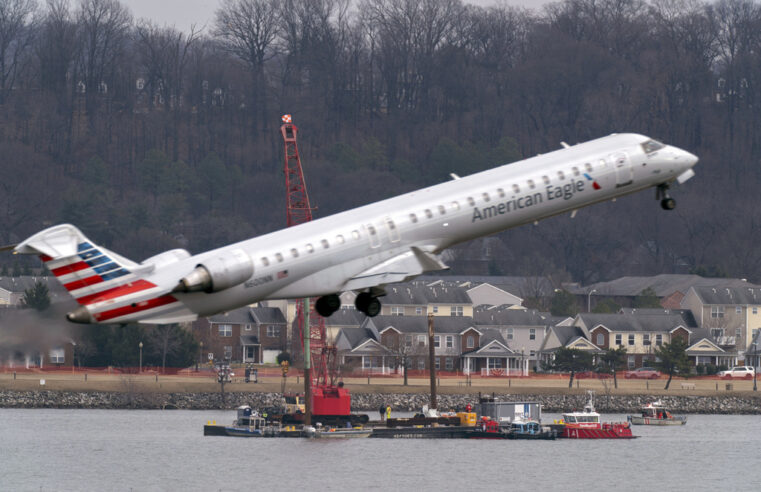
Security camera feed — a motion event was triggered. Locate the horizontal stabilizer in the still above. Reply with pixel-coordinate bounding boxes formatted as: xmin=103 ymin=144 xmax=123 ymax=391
xmin=343 ymin=247 xmax=448 ymax=291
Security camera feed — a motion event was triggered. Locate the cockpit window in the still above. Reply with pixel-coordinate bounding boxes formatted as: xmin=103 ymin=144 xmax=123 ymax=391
xmin=641 ymin=139 xmax=665 ymax=154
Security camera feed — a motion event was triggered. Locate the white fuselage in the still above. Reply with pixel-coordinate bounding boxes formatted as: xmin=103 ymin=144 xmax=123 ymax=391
xmin=149 ymin=133 xmax=696 ymax=319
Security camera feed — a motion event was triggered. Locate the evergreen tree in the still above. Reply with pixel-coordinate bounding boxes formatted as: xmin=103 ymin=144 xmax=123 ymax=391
xmin=653 ymin=337 xmax=691 ymax=390
xmin=550 ymin=290 xmax=579 ymax=317
xmin=592 ymin=299 xmax=621 ymax=313
xmin=633 ymin=288 xmax=661 ymax=309
xmin=544 ymin=347 xmax=594 ymax=388
xmin=21 ymin=281 xmax=51 ymax=312
xmin=600 ymin=346 xmax=628 ymax=389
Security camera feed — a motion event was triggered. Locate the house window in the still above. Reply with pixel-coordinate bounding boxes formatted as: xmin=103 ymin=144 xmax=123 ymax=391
xmin=627 ymin=355 xmax=635 ymax=369
xmin=450 ymin=306 xmax=463 ymax=317
xmin=445 ymin=358 xmax=454 ymax=371
xmin=435 ymin=357 xmax=441 ymax=370
xmin=711 ymin=328 xmax=725 ymax=338
xmin=415 ymin=307 xmax=423 ymax=315
xmin=245 ymin=324 xmax=252 ymax=331
xmin=467 ymin=336 xmax=475 ymax=348
xmin=529 ymin=328 xmax=536 ymax=340
xmin=628 ymin=334 xmax=635 ymax=346
xmin=432 ymin=306 xmax=438 ymax=314
xmin=507 ymin=328 xmax=514 ymax=340
xmin=656 ymin=334 xmax=663 ymax=345
xmin=224 ymin=346 xmax=232 ymax=360
xmin=446 ymin=335 xmax=454 ymax=348
xmin=49 ymin=349 xmax=65 ymax=364
xmin=418 ymin=335 xmax=426 ymax=347
xmin=711 ymin=306 xmax=724 ymax=318
xmin=736 ymin=306 xmax=742 ymax=314
xmin=615 ymin=334 xmax=622 ymax=345
xmin=363 ymin=358 xmax=372 ymax=369
xmin=643 ymin=334 xmax=650 ymax=345
xmin=488 ymin=358 xmax=502 ymax=369
xmin=418 ymin=359 xmax=425 ymax=370
xmin=218 ymin=324 xmax=232 ymax=337
xmin=266 ymin=326 xmax=280 ymax=337
xmin=753 ymin=307 xmax=758 ymax=315
xmin=391 ymin=306 xmax=404 ymax=316
xmin=596 ymin=333 xmax=604 ymax=346
xmin=434 ymin=336 xmax=441 ymax=348
xmin=530 ymin=350 xmax=536 ymax=356
xmin=405 ymin=335 xmax=412 ymax=347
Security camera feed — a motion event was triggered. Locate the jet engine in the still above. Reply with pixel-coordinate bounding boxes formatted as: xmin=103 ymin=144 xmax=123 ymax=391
xmin=174 ymin=249 xmax=253 ymax=293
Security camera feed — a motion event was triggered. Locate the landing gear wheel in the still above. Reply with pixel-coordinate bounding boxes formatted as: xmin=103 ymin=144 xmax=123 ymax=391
xmin=661 ymin=198 xmax=676 ymax=210
xmin=315 ymin=294 xmax=341 ymax=317
xmin=355 ymin=292 xmax=381 ymax=317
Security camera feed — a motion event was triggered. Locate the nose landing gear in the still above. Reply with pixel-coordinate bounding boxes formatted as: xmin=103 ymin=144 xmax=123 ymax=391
xmin=657 ymin=184 xmax=676 ymax=210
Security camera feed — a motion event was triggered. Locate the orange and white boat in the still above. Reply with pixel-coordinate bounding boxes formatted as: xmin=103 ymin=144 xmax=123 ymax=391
xmin=559 ymin=392 xmax=635 ymax=439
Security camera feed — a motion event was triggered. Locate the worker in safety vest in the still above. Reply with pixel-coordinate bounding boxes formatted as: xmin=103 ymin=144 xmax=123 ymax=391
xmin=385 ymin=405 xmax=391 ymax=420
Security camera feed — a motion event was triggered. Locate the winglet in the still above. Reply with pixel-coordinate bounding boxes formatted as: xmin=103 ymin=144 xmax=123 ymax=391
xmin=0 ymin=243 xmax=18 ymax=253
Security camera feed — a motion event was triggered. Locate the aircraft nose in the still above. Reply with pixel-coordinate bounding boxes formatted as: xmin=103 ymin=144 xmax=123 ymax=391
xmin=682 ymin=149 xmax=699 ymax=167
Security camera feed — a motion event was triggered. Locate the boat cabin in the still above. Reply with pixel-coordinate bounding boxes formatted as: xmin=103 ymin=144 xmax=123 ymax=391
xmin=511 ymin=420 xmax=542 ymax=435
xmin=641 ymin=401 xmax=673 ymax=419
xmin=234 ymin=405 xmax=267 ymax=430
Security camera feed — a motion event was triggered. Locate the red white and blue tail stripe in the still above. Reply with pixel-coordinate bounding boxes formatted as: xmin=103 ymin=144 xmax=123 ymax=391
xmin=15 ymin=224 xmax=194 ymax=324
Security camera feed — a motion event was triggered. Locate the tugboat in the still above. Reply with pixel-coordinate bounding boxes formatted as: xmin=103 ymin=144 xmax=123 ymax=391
xmin=627 ymin=400 xmax=687 ymax=426
xmin=559 ymin=391 xmax=635 ymax=439
xmin=204 ymin=405 xmax=303 ymax=437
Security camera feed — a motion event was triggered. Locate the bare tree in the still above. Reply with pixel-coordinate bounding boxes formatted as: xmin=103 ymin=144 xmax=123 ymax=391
xmin=0 ymin=0 xmax=38 ymax=104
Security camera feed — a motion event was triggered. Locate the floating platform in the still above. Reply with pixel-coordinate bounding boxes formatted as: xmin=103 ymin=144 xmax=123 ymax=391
xmin=370 ymin=426 xmax=473 ymax=439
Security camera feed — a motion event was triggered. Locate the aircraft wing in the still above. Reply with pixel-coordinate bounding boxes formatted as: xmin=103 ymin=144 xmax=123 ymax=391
xmin=342 ymin=247 xmax=449 ymax=292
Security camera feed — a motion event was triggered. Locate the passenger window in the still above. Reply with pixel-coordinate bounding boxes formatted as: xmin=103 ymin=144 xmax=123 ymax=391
xmin=290 ymin=248 xmax=299 ymax=258
xmin=275 ymin=253 xmax=283 ymax=263
xmin=352 ymin=230 xmax=360 ymax=239
xmin=438 ymin=205 xmax=446 ymax=215
xmin=425 ymin=209 xmax=433 ymax=219
xmin=482 ymin=192 xmax=490 ymax=202
xmin=512 ymin=184 xmax=520 ymax=193
xmin=367 ymin=225 xmax=377 ymax=236
xmin=306 ymin=244 xmax=314 ymax=253
xmin=558 ymin=171 xmax=565 ymax=180
xmin=321 ymin=239 xmax=329 ymax=249
xmin=542 ymin=175 xmax=550 ymax=185
xmin=261 ymin=257 xmax=270 ymax=267
xmin=451 ymin=201 xmax=460 ymax=211
xmin=409 ymin=213 xmax=418 ymax=223
xmin=585 ymin=163 xmax=593 ymax=172
xmin=336 ymin=235 xmax=345 ymax=244
xmin=598 ymin=159 xmax=605 ymax=168
xmin=497 ymin=188 xmax=505 ymax=198
xmin=572 ymin=166 xmax=580 ymax=176
xmin=467 ymin=197 xmax=475 ymax=206
xmin=527 ymin=179 xmax=535 ymax=189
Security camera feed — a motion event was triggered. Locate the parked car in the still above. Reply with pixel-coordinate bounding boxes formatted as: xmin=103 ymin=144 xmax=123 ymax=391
xmin=718 ymin=366 xmax=755 ymax=379
xmin=624 ymin=367 xmax=661 ymax=379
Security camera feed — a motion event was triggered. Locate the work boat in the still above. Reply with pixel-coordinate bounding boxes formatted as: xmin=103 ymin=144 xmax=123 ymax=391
xmin=560 ymin=392 xmax=635 ymax=439
xmin=628 ymin=400 xmax=687 ymax=426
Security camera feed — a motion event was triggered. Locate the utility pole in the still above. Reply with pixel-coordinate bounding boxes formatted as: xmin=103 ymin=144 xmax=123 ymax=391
xmin=428 ymin=313 xmax=437 ymax=410
xmin=303 ymin=297 xmax=311 ymax=425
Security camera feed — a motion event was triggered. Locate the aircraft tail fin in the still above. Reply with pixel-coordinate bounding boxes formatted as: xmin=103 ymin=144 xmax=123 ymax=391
xmin=15 ymin=224 xmax=146 ymax=306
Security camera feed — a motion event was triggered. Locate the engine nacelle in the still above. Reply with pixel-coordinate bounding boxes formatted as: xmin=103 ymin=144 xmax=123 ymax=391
xmin=141 ymin=249 xmax=191 ymax=269
xmin=175 ymin=249 xmax=253 ymax=293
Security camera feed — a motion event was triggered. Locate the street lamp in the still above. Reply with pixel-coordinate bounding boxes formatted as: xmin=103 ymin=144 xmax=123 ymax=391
xmin=198 ymin=341 xmax=204 ymax=372
xmin=753 ymin=341 xmax=758 ymax=392
xmin=521 ymin=346 xmax=526 ymax=377
xmin=587 ymin=289 xmax=597 ymax=312
xmin=138 ymin=341 xmax=143 ymax=374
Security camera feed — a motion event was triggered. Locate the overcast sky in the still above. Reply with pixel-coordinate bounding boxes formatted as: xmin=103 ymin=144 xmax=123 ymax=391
xmin=122 ymin=0 xmax=550 ymax=33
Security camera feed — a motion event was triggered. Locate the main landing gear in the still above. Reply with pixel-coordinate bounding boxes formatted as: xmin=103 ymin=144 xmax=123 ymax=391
xmin=657 ymin=184 xmax=676 ymax=210
xmin=354 ymin=292 xmax=381 ymax=317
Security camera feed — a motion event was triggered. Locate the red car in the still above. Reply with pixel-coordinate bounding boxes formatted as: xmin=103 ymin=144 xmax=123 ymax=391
xmin=624 ymin=367 xmax=661 ymax=379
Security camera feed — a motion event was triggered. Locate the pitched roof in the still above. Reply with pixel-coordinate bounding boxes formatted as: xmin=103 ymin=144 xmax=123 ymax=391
xmin=578 ymin=312 xmax=688 ymax=333
xmin=208 ymin=306 xmax=251 ymax=324
xmin=420 ymin=275 xmax=557 ymax=297
xmin=323 ymin=308 xmax=366 ymax=326
xmin=690 ymin=286 xmax=761 ymax=305
xmin=570 ymin=274 xmax=758 ymax=297
xmin=383 ymin=281 xmax=472 ymax=305
xmin=249 ymin=307 xmax=286 ymax=324
xmin=240 ymin=335 xmax=259 ymax=345
xmin=365 ymin=315 xmax=475 ymax=334
xmin=336 ymin=327 xmax=378 ymax=349
xmin=619 ymin=308 xmax=697 ymax=327
xmin=551 ymin=325 xmax=589 ymax=347
xmin=474 ymin=305 xmax=554 ymax=327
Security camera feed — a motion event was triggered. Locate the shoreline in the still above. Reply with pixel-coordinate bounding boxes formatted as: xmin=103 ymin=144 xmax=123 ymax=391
xmin=1 ymin=389 xmax=759 ymax=414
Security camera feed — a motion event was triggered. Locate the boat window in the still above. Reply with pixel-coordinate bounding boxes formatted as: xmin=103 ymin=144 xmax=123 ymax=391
xmin=321 ymin=239 xmax=329 ymax=249
xmin=438 ymin=205 xmax=446 ymax=215
xmin=482 ymin=192 xmax=490 ymax=202
xmin=585 ymin=163 xmax=593 ymax=173
xmin=641 ymin=139 xmax=665 ymax=153
xmin=497 ymin=188 xmax=505 ymax=198
xmin=542 ymin=175 xmax=550 ymax=185
xmin=557 ymin=170 xmax=565 ymax=180
xmin=512 ymin=184 xmax=520 ymax=193
xmin=290 ymin=248 xmax=299 ymax=258
xmin=275 ymin=253 xmax=283 ymax=263
xmin=305 ymin=243 xmax=314 ymax=253
xmin=425 ymin=209 xmax=433 ymax=219
xmin=450 ymin=201 xmax=460 ymax=211
xmin=261 ymin=257 xmax=270 ymax=267
xmin=336 ymin=235 xmax=345 ymax=244
xmin=572 ymin=166 xmax=580 ymax=176
xmin=409 ymin=213 xmax=418 ymax=223
xmin=352 ymin=230 xmax=360 ymax=240
xmin=527 ymin=179 xmax=535 ymax=189
xmin=467 ymin=197 xmax=475 ymax=206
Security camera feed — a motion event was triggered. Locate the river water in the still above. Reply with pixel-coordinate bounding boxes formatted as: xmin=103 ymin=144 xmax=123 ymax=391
xmin=1 ymin=409 xmax=759 ymax=491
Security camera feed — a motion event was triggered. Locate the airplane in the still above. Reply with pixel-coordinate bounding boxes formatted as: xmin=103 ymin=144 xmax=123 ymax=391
xmin=10 ymin=133 xmax=697 ymax=325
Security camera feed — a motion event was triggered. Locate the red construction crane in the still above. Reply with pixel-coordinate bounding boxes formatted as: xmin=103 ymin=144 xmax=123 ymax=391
xmin=280 ymin=115 xmax=351 ymax=426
